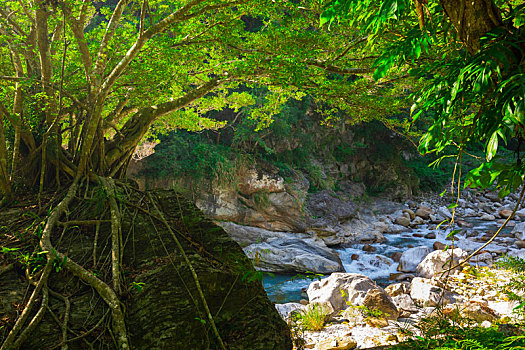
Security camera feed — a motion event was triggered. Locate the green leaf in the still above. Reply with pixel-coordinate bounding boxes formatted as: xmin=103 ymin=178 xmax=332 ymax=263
xmin=486 ymin=131 xmax=499 ymax=161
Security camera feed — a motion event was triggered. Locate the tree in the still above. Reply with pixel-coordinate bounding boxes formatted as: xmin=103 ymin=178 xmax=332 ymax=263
xmin=0 ymin=1 xmax=412 ymax=348
xmin=321 ymin=0 xmax=524 ymax=195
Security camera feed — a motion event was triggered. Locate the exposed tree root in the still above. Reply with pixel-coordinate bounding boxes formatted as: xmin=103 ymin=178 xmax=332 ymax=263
xmin=1 ymin=178 xmax=238 ymax=349
xmin=0 ymin=261 xmax=52 ymax=350
xmin=148 ymin=192 xmax=227 ymax=350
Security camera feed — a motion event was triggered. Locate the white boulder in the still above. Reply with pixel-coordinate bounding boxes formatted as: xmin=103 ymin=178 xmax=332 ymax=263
xmin=416 ymin=248 xmax=468 ymax=278
xmin=410 ymin=277 xmax=457 ymax=307
xmin=398 ymin=246 xmax=432 ymax=272
xmin=307 ymin=273 xmax=395 ymax=317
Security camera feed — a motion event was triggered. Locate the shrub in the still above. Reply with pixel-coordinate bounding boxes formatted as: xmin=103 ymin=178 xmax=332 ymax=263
xmin=293 ymin=304 xmax=329 ymax=331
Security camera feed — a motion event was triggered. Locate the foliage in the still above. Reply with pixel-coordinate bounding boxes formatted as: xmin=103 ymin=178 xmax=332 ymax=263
xmin=497 ymin=256 xmax=525 ymax=317
xmin=321 ymin=0 xmax=525 ymax=196
xmin=292 ymin=304 xmax=329 ymax=331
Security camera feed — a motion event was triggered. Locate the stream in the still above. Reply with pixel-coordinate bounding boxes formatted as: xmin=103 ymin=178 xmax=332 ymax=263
xmin=262 ymin=218 xmax=513 ymax=303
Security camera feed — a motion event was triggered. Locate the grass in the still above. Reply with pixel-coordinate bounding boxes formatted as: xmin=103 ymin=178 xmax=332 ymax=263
xmin=294 ymin=304 xmax=329 ymax=331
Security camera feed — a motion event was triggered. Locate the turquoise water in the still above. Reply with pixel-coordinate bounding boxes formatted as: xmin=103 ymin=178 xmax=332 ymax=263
xmin=262 ymin=219 xmax=512 ymax=303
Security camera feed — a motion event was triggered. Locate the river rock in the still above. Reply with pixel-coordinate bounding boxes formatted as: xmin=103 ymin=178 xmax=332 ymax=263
xmin=437 ymin=206 xmax=452 ymax=219
xmin=244 ymin=238 xmax=344 ymax=274
xmin=403 ymin=209 xmax=416 ymax=220
xmin=499 ymin=209 xmax=514 ymax=218
xmin=512 ymin=222 xmax=525 ymax=240
xmin=411 ymin=216 xmax=425 ymax=226
xmin=387 ymin=223 xmax=408 ymax=233
xmin=470 ymin=252 xmax=493 ymax=264
xmin=395 ymin=216 xmax=411 ymax=227
xmin=317 ymin=337 xmax=357 ymax=350
xmin=416 ymin=248 xmax=468 ymax=278
xmin=462 ymin=301 xmax=498 ymax=323
xmin=391 ymin=252 xmax=402 ymax=262
xmin=362 ymin=244 xmax=376 ymax=252
xmin=481 ymin=214 xmax=496 ymax=221
xmin=307 ymin=273 xmax=389 ymax=317
xmin=362 ymin=289 xmax=399 ymax=320
xmin=393 ymin=294 xmax=418 ymax=313
xmin=433 ymin=241 xmax=447 ymax=251
xmin=516 ymin=240 xmax=525 ymax=249
xmin=410 ymin=277 xmax=457 ymax=307
xmin=457 ymin=220 xmax=472 ymax=228
xmin=219 ymin=221 xmax=309 ymax=247
xmin=415 ymin=206 xmax=433 ymax=219
xmin=385 ymin=282 xmax=410 ymax=297
xmin=275 ymin=303 xmax=303 ymax=320
xmin=424 ymin=232 xmax=436 ymax=239
xmin=398 ymin=246 xmax=432 ymax=272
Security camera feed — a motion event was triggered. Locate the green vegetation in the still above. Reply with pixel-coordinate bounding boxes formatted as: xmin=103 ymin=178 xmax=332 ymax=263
xmin=292 ymin=304 xmax=329 ymax=331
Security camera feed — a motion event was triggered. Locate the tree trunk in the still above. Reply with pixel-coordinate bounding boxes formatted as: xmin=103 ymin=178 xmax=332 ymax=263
xmin=439 ymin=0 xmax=503 ymax=53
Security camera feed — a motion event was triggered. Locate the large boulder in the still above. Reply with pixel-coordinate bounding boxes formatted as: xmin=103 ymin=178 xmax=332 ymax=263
xmin=307 ymin=190 xmax=358 ymax=225
xmin=307 ymin=273 xmax=397 ymax=319
xmin=416 ymin=248 xmax=468 ymax=278
xmin=244 ymin=238 xmax=344 ymax=274
xmin=398 ymin=246 xmax=432 ymax=272
xmin=362 ymin=289 xmax=400 ymax=320
xmin=410 ymin=277 xmax=458 ymax=307
xmin=220 ymin=222 xmax=343 ymax=273
xmin=1 ymin=190 xmax=292 ymax=350
xmin=393 ymin=294 xmax=418 ymax=313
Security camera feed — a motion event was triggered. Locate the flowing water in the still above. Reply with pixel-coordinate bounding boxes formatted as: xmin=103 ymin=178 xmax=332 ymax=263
xmin=263 ymin=219 xmax=513 ymax=303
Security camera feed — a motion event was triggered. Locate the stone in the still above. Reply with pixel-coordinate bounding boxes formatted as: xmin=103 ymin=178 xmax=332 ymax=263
xmin=403 ymin=209 xmax=416 ymax=220
xmin=244 ymin=238 xmax=344 ymax=274
xmin=433 ymin=241 xmax=447 ymax=251
xmin=300 ymin=299 xmax=309 ymax=305
xmin=499 ymin=209 xmax=514 ymax=218
xmin=512 ymin=222 xmax=525 ymax=240
xmin=392 ymin=294 xmax=418 ymax=313
xmin=470 ymin=252 xmax=493 ymax=264
xmin=317 ymin=337 xmax=357 ymax=350
xmin=351 ymin=254 xmax=360 ymax=260
xmin=410 ymin=277 xmax=457 ymax=307
xmin=372 ymin=221 xmax=389 ymax=233
xmin=385 ymin=282 xmax=410 ymax=297
xmin=480 ymin=214 xmax=496 ymax=221
xmin=411 ymin=216 xmax=425 ymax=226
xmin=391 ymin=252 xmax=402 ymax=262
xmin=307 ymin=273 xmax=386 ymax=317
xmin=275 ymin=303 xmax=303 ymax=320
xmin=415 ymin=206 xmax=433 ymax=220
xmin=362 ymin=289 xmax=399 ymax=320
xmin=485 ymin=192 xmax=501 ymax=202
xmin=516 ymin=240 xmax=525 ymax=249
xmin=398 ymin=246 xmax=432 ymax=272
xmin=437 ymin=206 xmax=452 ymax=219
xmin=308 ymin=190 xmax=358 ymax=223
xmin=416 ymin=248 xmax=468 ymax=278
xmin=238 ymin=168 xmax=285 ymax=195
xmin=363 ymin=244 xmax=377 ymax=252
xmin=395 ymin=216 xmax=411 ymax=227
xmin=462 ymin=301 xmax=498 ymax=323
xmin=424 ymin=232 xmax=436 ymax=239
xmin=457 ymin=220 xmax=472 ymax=228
